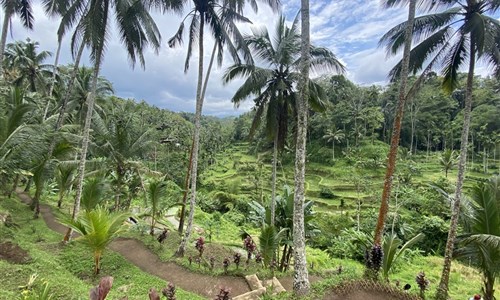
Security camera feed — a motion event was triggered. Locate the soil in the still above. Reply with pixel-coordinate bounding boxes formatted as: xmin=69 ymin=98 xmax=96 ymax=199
xmin=324 ymin=290 xmax=403 ymax=300
xmin=0 ymin=241 xmax=31 ymax=264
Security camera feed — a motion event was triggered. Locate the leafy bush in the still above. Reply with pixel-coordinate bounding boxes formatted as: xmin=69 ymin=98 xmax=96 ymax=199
xmin=415 ymin=216 xmax=449 ymax=255
xmin=223 ymin=210 xmax=246 ymax=226
xmin=319 ymin=187 xmax=335 ymax=199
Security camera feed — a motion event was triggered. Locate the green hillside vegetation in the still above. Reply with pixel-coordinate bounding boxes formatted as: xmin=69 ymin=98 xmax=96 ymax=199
xmin=1 ymin=1 xmax=500 ymax=299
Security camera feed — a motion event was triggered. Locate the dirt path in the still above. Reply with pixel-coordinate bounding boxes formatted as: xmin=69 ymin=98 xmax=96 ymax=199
xmin=16 ymin=191 xmax=250 ymax=299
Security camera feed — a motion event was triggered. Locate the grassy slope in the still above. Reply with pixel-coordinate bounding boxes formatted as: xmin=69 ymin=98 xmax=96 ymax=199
xmin=0 ymin=196 xmax=203 ymax=300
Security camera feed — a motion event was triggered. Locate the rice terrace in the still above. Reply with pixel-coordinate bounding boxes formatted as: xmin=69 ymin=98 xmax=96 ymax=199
xmin=0 ymin=0 xmax=499 ymax=299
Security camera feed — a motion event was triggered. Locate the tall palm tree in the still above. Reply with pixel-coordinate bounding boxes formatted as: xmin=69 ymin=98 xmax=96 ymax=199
xmin=92 ymin=103 xmax=153 ymax=210
xmin=161 ymin=0 xmax=279 ymax=257
xmin=63 ymin=0 xmax=162 ymax=242
xmin=323 ymin=127 xmax=345 ymax=161
xmin=223 ymin=15 xmax=344 ymax=228
xmin=294 ymin=0 xmax=310 ymax=294
xmin=373 ymin=0 xmax=417 ymax=266
xmin=381 ymin=1 xmax=500 ymax=298
xmin=0 ymin=0 xmax=34 ymax=76
xmin=3 ymin=39 xmax=52 ymax=93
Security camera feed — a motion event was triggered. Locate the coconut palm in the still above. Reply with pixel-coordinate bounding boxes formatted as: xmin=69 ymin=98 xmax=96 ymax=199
xmin=323 ymin=127 xmax=345 ymax=161
xmin=160 ymin=0 xmax=279 ymax=257
xmin=91 ymin=102 xmax=152 ymax=210
xmin=439 ymin=149 xmax=457 ymax=177
xmin=62 ymin=0 xmax=162 ymax=242
xmin=373 ymin=0 xmax=417 ymax=259
xmin=144 ymin=179 xmax=167 ymax=235
xmin=294 ymin=0 xmax=311 ymax=294
xmin=3 ymin=39 xmax=52 ymax=93
xmin=0 ymin=0 xmax=34 ymax=76
xmin=223 ymin=15 xmax=344 ymax=229
xmin=55 ymin=163 xmax=76 ymax=208
xmin=380 ymin=1 xmax=500 ymax=297
xmin=455 ymin=176 xmax=500 ymax=300
xmin=59 ymin=207 xmax=128 ymax=274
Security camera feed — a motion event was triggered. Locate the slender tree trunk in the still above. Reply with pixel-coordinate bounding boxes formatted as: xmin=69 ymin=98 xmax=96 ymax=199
xmin=43 ymin=38 xmax=63 ymax=120
xmin=0 ymin=10 xmax=11 ymax=77
xmin=176 ymin=15 xmax=205 ymax=257
xmin=178 ymin=43 xmax=217 ymax=234
xmin=292 ymin=0 xmax=311 ymax=295
xmin=435 ymin=42 xmax=475 ymax=300
xmin=373 ymin=0 xmax=416 ymax=247
xmin=484 ymin=273 xmax=495 ymax=300
xmin=8 ymin=174 xmax=20 ymax=198
xmin=332 ymin=141 xmax=335 ymax=161
xmin=178 ymin=139 xmax=194 ymax=234
xmin=271 ymin=134 xmax=278 ymax=226
xmin=63 ymin=51 xmax=103 ymax=243
xmin=47 ymin=43 xmax=85 ymax=159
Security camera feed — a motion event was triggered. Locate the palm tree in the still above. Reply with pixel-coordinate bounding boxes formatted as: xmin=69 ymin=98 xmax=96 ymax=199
xmin=380 ymin=2 xmax=500 ymax=298
xmin=439 ymin=149 xmax=457 ymax=177
xmin=222 ymin=15 xmax=344 ymax=228
xmin=0 ymin=0 xmax=34 ymax=76
xmin=59 ymin=207 xmax=128 ymax=275
xmin=323 ymin=127 xmax=345 ymax=161
xmin=161 ymin=0 xmax=279 ymax=257
xmin=373 ymin=0 xmax=417 ymax=264
xmin=294 ymin=0 xmax=311 ymax=293
xmin=3 ymin=39 xmax=53 ymax=93
xmin=91 ymin=100 xmax=152 ymax=210
xmin=62 ymin=0 xmax=162 ymax=242
xmin=145 ymin=179 xmax=167 ymax=235
xmin=55 ymin=163 xmax=76 ymax=208
xmin=455 ymin=176 xmax=500 ymax=300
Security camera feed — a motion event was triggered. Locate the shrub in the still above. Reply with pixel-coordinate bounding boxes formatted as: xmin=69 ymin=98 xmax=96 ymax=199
xmin=320 ymin=187 xmax=335 ymax=199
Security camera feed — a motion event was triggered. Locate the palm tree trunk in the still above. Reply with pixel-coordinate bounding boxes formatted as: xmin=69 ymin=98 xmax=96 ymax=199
xmin=42 ymin=38 xmax=63 ymax=120
xmin=435 ymin=41 xmax=475 ymax=300
xmin=177 ymin=43 xmax=217 ymax=234
xmin=271 ymin=133 xmax=278 ymax=226
xmin=0 ymin=10 xmax=11 ymax=77
xmin=373 ymin=0 xmax=416 ymax=247
xmin=47 ymin=42 xmax=85 ymax=160
xmin=176 ymin=14 xmax=205 ymax=257
xmin=292 ymin=0 xmax=311 ymax=295
xmin=63 ymin=51 xmax=103 ymax=243
xmin=178 ymin=139 xmax=194 ymax=234
xmin=332 ymin=141 xmax=335 ymax=161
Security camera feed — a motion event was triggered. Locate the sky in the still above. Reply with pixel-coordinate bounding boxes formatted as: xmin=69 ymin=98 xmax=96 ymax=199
xmin=5 ymin=1 xmax=497 ymax=116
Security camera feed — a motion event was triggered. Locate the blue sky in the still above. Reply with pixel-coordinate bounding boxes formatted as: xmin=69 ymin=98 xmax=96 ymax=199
xmin=6 ymin=1 xmax=497 ymax=116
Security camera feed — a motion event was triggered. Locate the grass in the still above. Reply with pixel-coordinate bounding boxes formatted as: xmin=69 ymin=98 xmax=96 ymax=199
xmin=0 ymin=195 xmax=204 ymax=300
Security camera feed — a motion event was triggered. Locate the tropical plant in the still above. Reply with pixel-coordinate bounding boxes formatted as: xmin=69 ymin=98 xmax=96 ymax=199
xmin=80 ymin=176 xmax=110 ymax=211
xmin=323 ymin=127 xmax=345 ymax=161
xmin=380 ymin=1 xmax=500 ymax=297
xmin=62 ymin=0 xmax=161 ymax=242
xmin=455 ymin=176 xmax=500 ymax=300
xmin=382 ymin=233 xmax=424 ymax=281
xmin=258 ymin=224 xmax=286 ymax=268
xmin=223 ymin=14 xmax=344 ymax=228
xmin=55 ymin=163 xmax=76 ymax=208
xmin=144 ymin=179 xmax=167 ymax=235
xmin=373 ymin=0 xmax=417 ymax=263
xmin=59 ymin=207 xmax=128 ymax=274
xmin=3 ymin=39 xmax=52 ymax=93
xmin=0 ymin=0 xmax=34 ymax=76
xmin=439 ymin=149 xmax=457 ymax=177
xmin=167 ymin=0 xmax=280 ymax=257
